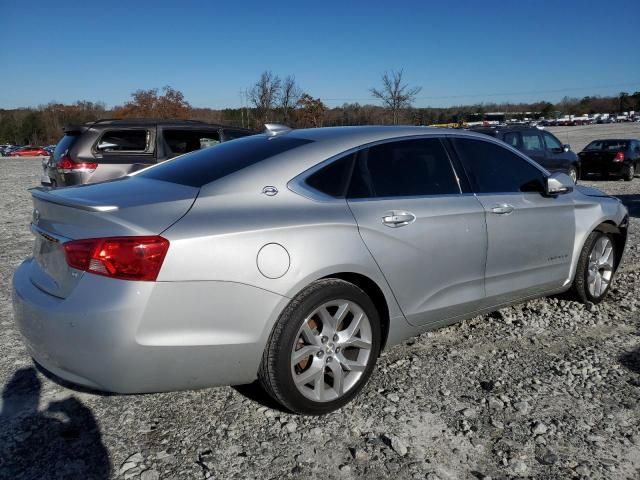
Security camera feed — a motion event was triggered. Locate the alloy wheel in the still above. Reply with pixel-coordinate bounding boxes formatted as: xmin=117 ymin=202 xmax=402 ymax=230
xmin=587 ymin=236 xmax=614 ymax=298
xmin=291 ymin=300 xmax=372 ymax=402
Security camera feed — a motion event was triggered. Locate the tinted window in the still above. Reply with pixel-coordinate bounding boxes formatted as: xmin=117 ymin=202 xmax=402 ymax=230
xmin=348 ymin=138 xmax=459 ymax=198
xmin=502 ymin=132 xmax=521 ymax=148
xmin=452 ymin=138 xmax=545 ymax=193
xmin=164 ymin=129 xmax=220 ymax=154
xmin=96 ymin=130 xmax=149 ymax=152
xmin=53 ymin=134 xmax=78 ymax=161
xmin=542 ymin=131 xmax=562 ymax=150
xmin=521 ymin=131 xmax=543 ymax=151
xmin=138 ymin=135 xmax=313 ymax=187
xmin=584 ymin=140 xmax=629 ymax=151
xmin=305 ymin=154 xmax=355 ymax=198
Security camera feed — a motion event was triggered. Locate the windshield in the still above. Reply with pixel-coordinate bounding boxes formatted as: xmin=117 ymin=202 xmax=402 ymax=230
xmin=584 ymin=140 xmax=628 ymax=152
xmin=138 ymin=135 xmax=313 ymax=187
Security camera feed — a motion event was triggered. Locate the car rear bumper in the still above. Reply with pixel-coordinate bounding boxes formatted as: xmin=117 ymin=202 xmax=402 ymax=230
xmin=581 ymin=163 xmax=629 ymax=176
xmin=12 ymin=259 xmax=288 ymax=393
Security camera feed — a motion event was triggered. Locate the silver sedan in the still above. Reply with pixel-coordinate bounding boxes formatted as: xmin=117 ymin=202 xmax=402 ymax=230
xmin=12 ymin=126 xmax=629 ymax=414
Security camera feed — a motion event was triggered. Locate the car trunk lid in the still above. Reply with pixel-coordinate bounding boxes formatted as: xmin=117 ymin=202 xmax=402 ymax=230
xmin=28 ymin=176 xmax=198 ymax=298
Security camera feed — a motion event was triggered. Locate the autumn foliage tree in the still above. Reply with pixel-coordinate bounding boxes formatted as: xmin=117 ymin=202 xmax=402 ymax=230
xmin=296 ymin=94 xmax=327 ymax=127
xmin=113 ymin=86 xmax=192 ymax=119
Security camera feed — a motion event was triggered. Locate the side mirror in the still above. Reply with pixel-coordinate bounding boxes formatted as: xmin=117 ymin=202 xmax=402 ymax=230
xmin=546 ymin=172 xmax=574 ymax=196
xmin=563 ymin=144 xmax=571 ymax=152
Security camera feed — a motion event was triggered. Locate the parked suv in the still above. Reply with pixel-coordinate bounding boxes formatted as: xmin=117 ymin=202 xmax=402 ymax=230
xmin=43 ymin=119 xmax=255 ymax=187
xmin=471 ymin=126 xmax=581 ymax=182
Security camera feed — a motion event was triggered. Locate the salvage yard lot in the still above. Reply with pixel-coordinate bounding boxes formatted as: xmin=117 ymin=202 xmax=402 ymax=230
xmin=1 ymin=123 xmax=640 ymax=480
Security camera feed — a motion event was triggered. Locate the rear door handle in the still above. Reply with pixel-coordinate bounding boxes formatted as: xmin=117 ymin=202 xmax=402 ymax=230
xmin=490 ymin=204 xmax=514 ymax=215
xmin=382 ymin=211 xmax=416 ymax=227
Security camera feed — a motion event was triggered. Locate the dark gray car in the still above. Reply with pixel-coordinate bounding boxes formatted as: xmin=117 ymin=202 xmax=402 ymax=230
xmin=471 ymin=126 xmax=581 ymax=182
xmin=43 ymin=119 xmax=255 ymax=187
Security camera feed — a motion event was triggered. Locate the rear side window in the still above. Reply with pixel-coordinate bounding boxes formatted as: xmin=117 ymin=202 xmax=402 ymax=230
xmin=305 ymin=154 xmax=355 ymax=198
xmin=452 ymin=138 xmax=545 ymax=194
xmin=502 ymin=132 xmax=521 ymax=148
xmin=521 ymin=131 xmax=543 ymax=151
xmin=163 ymin=129 xmax=220 ymax=154
xmin=53 ymin=134 xmax=78 ymax=161
xmin=96 ymin=130 xmax=149 ymax=152
xmin=348 ymin=138 xmax=460 ymax=198
xmin=138 ymin=135 xmax=313 ymax=187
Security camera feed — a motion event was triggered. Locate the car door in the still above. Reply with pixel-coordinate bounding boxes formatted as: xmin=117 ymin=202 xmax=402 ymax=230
xmin=450 ymin=136 xmax=575 ymax=304
xmin=541 ymin=130 xmax=570 ymax=171
xmin=519 ymin=130 xmax=550 ymax=169
xmin=346 ymin=137 xmax=487 ymax=327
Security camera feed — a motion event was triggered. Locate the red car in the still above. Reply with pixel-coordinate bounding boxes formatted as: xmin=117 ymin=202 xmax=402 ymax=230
xmin=9 ymin=146 xmax=49 ymax=157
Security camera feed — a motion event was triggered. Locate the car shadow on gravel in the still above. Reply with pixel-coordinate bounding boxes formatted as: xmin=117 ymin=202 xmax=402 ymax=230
xmin=0 ymin=367 xmax=111 ymax=479
xmin=233 ymin=382 xmax=291 ymax=413
xmin=613 ymin=194 xmax=640 ymax=218
xmin=619 ymin=348 xmax=640 ymax=376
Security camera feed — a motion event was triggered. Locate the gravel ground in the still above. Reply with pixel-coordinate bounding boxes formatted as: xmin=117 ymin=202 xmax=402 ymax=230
xmin=1 ymin=125 xmax=640 ymax=480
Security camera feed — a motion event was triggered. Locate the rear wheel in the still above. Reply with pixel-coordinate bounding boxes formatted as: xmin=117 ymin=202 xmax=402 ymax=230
xmin=571 ymin=231 xmax=616 ymax=304
xmin=568 ymin=165 xmax=578 ymax=183
xmin=259 ymin=279 xmax=381 ymax=415
xmin=623 ymin=164 xmax=635 ymax=181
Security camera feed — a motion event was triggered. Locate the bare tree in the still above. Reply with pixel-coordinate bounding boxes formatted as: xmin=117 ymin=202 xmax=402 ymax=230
xmin=248 ymin=71 xmax=282 ymax=125
xmin=370 ymin=69 xmax=422 ymax=124
xmin=280 ymin=75 xmax=302 ymax=124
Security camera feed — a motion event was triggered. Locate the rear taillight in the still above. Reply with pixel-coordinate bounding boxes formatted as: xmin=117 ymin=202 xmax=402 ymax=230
xmin=57 ymin=155 xmax=98 ymax=173
xmin=63 ymin=236 xmax=170 ymax=281
xmin=613 ymin=152 xmax=625 ymax=162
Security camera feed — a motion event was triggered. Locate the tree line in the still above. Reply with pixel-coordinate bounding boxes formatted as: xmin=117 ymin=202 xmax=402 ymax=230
xmin=1 ymin=71 xmax=639 ymax=145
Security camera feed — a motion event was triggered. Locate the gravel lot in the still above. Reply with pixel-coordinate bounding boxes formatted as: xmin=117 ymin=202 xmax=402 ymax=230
xmin=1 ymin=124 xmax=640 ymax=480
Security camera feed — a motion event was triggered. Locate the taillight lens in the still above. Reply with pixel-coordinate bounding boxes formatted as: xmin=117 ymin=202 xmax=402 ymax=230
xmin=57 ymin=155 xmax=98 ymax=173
xmin=613 ymin=152 xmax=625 ymax=162
xmin=63 ymin=236 xmax=170 ymax=281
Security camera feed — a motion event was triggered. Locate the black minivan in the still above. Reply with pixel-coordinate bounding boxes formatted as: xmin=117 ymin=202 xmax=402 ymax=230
xmin=42 ymin=119 xmax=255 ymax=187
xmin=471 ymin=126 xmax=580 ymax=183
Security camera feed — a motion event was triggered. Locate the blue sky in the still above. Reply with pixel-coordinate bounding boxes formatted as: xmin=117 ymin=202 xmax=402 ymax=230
xmin=1 ymin=0 xmax=639 ymax=109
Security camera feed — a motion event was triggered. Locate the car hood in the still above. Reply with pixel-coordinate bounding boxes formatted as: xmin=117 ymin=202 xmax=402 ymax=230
xmin=575 ymin=185 xmax=612 ymax=198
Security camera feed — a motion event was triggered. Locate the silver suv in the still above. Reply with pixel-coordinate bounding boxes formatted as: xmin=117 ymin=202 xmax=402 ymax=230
xmin=42 ymin=119 xmax=254 ymax=187
xmin=14 ymin=126 xmax=628 ymax=414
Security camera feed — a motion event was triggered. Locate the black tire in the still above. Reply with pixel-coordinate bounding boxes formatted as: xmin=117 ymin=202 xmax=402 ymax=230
xmin=623 ymin=164 xmax=635 ymax=181
xmin=258 ymin=278 xmax=381 ymax=415
xmin=571 ymin=231 xmax=616 ymax=304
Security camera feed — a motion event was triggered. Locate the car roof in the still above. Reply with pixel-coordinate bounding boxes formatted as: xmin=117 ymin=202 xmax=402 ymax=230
xmin=64 ymin=118 xmax=253 ymax=133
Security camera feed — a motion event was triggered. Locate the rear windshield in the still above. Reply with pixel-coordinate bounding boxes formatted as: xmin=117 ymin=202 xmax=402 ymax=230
xmin=584 ymin=140 xmax=628 ymax=151
xmin=138 ymin=135 xmax=313 ymax=187
xmin=53 ymin=134 xmax=79 ymax=161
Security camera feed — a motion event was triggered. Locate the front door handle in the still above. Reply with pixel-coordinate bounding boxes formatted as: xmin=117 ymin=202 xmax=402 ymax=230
xmin=490 ymin=204 xmax=514 ymax=215
xmin=382 ymin=211 xmax=416 ymax=227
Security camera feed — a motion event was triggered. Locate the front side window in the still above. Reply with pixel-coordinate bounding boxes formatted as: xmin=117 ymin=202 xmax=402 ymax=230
xmin=542 ymin=131 xmax=563 ymax=151
xmin=348 ymin=138 xmax=459 ymax=199
xmin=452 ymin=137 xmax=545 ymax=194
xmin=96 ymin=129 xmax=149 ymax=152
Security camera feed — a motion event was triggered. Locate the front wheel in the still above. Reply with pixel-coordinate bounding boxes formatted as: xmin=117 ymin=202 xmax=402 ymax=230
xmin=571 ymin=231 xmax=616 ymax=304
xmin=259 ymin=279 xmax=381 ymax=415
xmin=568 ymin=165 xmax=578 ymax=183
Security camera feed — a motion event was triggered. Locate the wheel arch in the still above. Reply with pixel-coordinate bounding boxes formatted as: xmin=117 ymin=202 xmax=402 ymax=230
xmin=593 ymin=219 xmax=628 ymax=270
xmin=320 ymin=272 xmax=391 ymax=351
